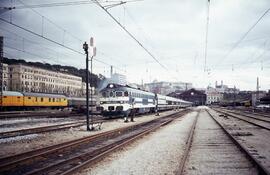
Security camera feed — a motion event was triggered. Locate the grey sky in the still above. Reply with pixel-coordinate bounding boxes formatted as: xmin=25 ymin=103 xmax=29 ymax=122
xmin=1 ymin=0 xmax=270 ymax=90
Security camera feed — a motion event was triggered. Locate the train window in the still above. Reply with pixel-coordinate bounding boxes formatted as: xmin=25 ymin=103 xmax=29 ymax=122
xmin=116 ymin=91 xmax=123 ymax=97
xmin=28 ymin=97 xmax=31 ymax=99
xmin=53 ymin=98 xmax=55 ymax=102
xmin=49 ymin=98 xmax=51 ymax=102
xmin=109 ymin=91 xmax=114 ymax=97
xmin=124 ymin=91 xmax=128 ymax=96
xmin=17 ymin=97 xmax=20 ymax=98
xmin=41 ymin=98 xmax=43 ymax=102
xmin=3 ymin=96 xmax=7 ymax=98
xmin=36 ymin=97 xmax=38 ymax=102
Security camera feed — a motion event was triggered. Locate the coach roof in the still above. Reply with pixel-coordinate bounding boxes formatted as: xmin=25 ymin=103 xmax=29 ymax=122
xmin=3 ymin=91 xmax=23 ymax=96
xmin=23 ymin=92 xmax=66 ymax=98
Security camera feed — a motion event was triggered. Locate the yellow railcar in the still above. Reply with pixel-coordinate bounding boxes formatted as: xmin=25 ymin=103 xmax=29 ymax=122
xmin=23 ymin=92 xmax=68 ymax=107
xmin=1 ymin=91 xmax=24 ymax=107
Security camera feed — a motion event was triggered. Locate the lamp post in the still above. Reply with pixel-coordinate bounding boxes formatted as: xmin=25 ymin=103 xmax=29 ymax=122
xmin=83 ymin=41 xmax=91 ymax=131
xmin=0 ymin=36 xmax=3 ymax=111
xmin=89 ymin=38 xmax=96 ymax=130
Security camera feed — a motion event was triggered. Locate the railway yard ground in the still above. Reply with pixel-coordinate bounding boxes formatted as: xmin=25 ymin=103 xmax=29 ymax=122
xmin=0 ymin=107 xmax=269 ymax=175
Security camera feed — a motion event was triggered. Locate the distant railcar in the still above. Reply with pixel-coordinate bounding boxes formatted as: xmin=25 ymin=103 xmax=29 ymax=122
xmin=0 ymin=91 xmax=68 ymax=110
xmin=23 ymin=92 xmax=67 ymax=108
xmin=1 ymin=91 xmax=24 ymax=110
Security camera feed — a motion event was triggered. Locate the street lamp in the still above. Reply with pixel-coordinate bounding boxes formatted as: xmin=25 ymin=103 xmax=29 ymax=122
xmin=83 ymin=41 xmax=91 ymax=131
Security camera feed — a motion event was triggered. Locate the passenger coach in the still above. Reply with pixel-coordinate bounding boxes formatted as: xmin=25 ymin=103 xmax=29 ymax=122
xmin=99 ymin=83 xmax=192 ymax=117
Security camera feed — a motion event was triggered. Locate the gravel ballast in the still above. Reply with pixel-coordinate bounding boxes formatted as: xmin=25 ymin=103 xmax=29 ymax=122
xmin=79 ymin=111 xmax=198 ymax=175
xmin=183 ymin=109 xmax=258 ymax=175
xmin=209 ymin=108 xmax=270 ymax=173
xmin=0 ymin=110 xmax=179 ymax=157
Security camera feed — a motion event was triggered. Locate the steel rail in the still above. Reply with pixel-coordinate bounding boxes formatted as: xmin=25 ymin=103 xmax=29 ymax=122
xmin=217 ymin=108 xmax=270 ymax=123
xmin=0 ymin=110 xmax=189 ymax=174
xmin=0 ymin=112 xmax=84 ymax=119
xmin=213 ymin=108 xmax=270 ymax=131
xmin=206 ymin=110 xmax=270 ymax=175
xmin=177 ymin=111 xmax=199 ymax=175
xmin=27 ymin=112 xmax=184 ymax=175
xmin=0 ymin=120 xmax=86 ymax=139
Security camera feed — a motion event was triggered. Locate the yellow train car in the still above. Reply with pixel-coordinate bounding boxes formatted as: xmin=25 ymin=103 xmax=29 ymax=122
xmin=23 ymin=92 xmax=68 ymax=107
xmin=1 ymin=91 xmax=24 ymax=107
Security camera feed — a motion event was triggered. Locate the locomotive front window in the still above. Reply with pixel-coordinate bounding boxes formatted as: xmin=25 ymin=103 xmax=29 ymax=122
xmin=116 ymin=91 xmax=123 ymax=97
xmin=102 ymin=92 xmax=107 ymax=97
xmin=124 ymin=91 xmax=129 ymax=96
xmin=109 ymin=91 xmax=114 ymax=97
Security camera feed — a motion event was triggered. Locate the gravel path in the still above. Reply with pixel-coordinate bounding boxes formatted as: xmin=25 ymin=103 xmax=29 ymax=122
xmin=183 ymin=109 xmax=257 ymax=175
xmin=0 ymin=110 xmax=178 ymax=158
xmin=79 ymin=111 xmax=198 ymax=175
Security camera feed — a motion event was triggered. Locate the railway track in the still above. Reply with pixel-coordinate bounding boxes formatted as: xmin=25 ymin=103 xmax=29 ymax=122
xmin=0 ymin=111 xmax=84 ymax=119
xmin=0 ymin=120 xmax=87 ymax=139
xmin=0 ymin=110 xmax=189 ymax=175
xmin=213 ymin=108 xmax=270 ymax=131
xmin=206 ymin=109 xmax=270 ymax=175
xmin=177 ymin=109 xmax=268 ymax=175
xmin=216 ymin=108 xmax=270 ymax=121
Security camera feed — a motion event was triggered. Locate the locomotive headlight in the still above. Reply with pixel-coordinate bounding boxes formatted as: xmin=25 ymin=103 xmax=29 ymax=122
xmin=120 ymin=101 xmax=124 ymax=104
xmin=100 ymin=101 xmax=104 ymax=104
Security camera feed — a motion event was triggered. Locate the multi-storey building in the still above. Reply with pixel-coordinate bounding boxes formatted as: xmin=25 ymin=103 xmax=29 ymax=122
xmin=2 ymin=63 xmax=85 ymax=97
xmin=206 ymin=87 xmax=223 ymax=105
xmin=144 ymin=81 xmax=192 ymax=95
xmin=110 ymin=73 xmax=127 ymax=86
xmin=2 ymin=63 xmax=9 ymax=91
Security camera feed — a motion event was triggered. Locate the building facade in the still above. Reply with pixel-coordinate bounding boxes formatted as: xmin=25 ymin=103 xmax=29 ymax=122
xmin=109 ymin=73 xmax=127 ymax=86
xmin=206 ymin=87 xmax=223 ymax=105
xmin=2 ymin=63 xmax=85 ymax=97
xmin=144 ymin=81 xmax=193 ymax=95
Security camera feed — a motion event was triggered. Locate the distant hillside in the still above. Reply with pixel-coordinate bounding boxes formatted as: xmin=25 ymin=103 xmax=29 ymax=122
xmin=3 ymin=57 xmax=105 ymax=88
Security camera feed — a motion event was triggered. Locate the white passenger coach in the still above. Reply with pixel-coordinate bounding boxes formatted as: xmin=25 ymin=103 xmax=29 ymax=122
xmin=99 ymin=84 xmax=192 ymax=117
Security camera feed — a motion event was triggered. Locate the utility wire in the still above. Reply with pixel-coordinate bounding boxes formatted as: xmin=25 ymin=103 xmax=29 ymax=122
xmin=0 ymin=0 xmax=126 ymax=71
xmin=92 ymin=0 xmax=169 ymax=71
xmin=204 ymin=0 xmax=210 ymax=72
xmin=218 ymin=6 xmax=270 ymax=65
xmin=0 ymin=18 xmax=126 ymax=71
xmin=2 ymin=0 xmax=142 ymax=9
xmin=17 ymin=0 xmax=83 ymax=43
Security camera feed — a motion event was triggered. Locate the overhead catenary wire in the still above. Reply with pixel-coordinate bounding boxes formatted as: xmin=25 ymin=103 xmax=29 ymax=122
xmin=204 ymin=0 xmax=210 ymax=72
xmin=217 ymin=6 xmax=270 ymax=66
xmin=92 ymin=0 xmax=169 ymax=71
xmin=1 ymin=0 xmax=132 ymax=72
xmin=0 ymin=18 xmax=126 ymax=71
xmin=2 ymin=0 xmax=142 ymax=9
xmin=17 ymin=0 xmax=83 ymax=43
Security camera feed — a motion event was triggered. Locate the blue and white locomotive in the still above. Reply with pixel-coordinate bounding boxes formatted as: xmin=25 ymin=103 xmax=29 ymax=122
xmin=99 ymin=83 xmax=191 ymax=117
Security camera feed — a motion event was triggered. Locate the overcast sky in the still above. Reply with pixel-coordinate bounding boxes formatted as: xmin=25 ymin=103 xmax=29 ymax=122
xmin=1 ymin=0 xmax=270 ymax=91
